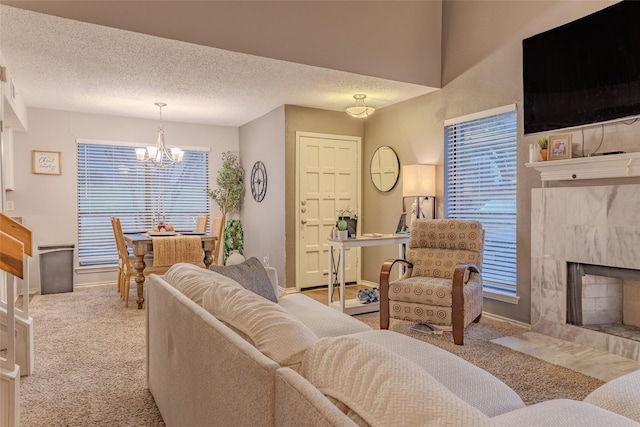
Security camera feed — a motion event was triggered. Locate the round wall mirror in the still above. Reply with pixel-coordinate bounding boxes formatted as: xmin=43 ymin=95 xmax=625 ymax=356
xmin=370 ymin=146 xmax=400 ymax=192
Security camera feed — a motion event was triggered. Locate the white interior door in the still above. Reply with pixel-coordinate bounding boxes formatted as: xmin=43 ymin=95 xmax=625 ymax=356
xmin=296 ymin=132 xmax=360 ymax=290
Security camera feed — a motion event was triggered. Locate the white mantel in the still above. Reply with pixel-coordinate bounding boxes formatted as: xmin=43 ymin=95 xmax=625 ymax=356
xmin=526 ymin=152 xmax=640 ymax=181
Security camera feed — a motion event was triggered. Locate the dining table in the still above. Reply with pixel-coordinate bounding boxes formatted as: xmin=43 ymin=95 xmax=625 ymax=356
xmin=123 ymin=232 xmax=217 ymax=308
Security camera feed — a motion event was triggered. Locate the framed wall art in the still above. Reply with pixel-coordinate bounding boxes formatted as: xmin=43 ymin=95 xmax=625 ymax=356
xmin=548 ymin=134 xmax=572 ymax=160
xmin=32 ymin=150 xmax=61 ymax=175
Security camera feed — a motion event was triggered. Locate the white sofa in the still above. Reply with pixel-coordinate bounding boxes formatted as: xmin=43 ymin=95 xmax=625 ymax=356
xmin=146 ymin=261 xmax=640 ymax=426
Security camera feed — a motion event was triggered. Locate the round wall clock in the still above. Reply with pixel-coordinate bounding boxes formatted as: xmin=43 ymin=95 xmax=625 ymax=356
xmin=250 ymin=161 xmax=267 ymax=202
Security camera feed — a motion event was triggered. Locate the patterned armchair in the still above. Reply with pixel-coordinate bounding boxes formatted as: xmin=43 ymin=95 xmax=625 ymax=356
xmin=379 ymin=219 xmax=484 ymax=345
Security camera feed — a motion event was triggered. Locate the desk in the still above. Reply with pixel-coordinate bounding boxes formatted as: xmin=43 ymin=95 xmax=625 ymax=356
xmin=327 ymin=234 xmax=409 ymax=315
xmin=124 ymin=233 xmax=216 ymax=308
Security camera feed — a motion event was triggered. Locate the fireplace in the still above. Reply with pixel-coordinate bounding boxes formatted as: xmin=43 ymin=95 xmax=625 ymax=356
xmin=531 ymin=184 xmax=640 ymax=361
xmin=566 ymin=263 xmax=640 ymax=341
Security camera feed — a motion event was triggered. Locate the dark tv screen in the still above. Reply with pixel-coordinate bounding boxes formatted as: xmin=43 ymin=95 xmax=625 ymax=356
xmin=523 ymin=1 xmax=640 ymax=134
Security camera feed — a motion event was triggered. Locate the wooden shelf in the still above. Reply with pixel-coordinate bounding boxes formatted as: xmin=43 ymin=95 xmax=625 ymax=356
xmin=526 ymin=152 xmax=640 ymax=181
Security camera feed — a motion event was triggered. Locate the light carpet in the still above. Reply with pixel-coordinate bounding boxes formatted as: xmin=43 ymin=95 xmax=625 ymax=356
xmin=19 ymin=285 xmax=164 ymax=426
xmin=18 ymin=285 xmax=604 ymax=425
xmin=354 ymin=312 xmax=604 ymax=405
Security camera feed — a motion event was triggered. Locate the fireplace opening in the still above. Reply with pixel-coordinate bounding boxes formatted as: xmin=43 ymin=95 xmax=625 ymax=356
xmin=567 ymin=263 xmax=640 ymax=342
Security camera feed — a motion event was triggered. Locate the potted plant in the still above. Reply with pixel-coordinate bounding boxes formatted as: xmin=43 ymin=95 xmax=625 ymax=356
xmin=537 ymin=136 xmax=549 ymax=161
xmin=207 ymin=151 xmax=245 ymax=263
xmin=336 ymin=206 xmax=358 ymax=239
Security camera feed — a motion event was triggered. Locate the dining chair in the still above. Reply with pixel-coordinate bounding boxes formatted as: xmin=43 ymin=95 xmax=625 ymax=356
xmin=211 ymin=216 xmax=224 ymax=265
xmin=110 ymin=217 xmax=170 ymax=306
xmin=195 ymin=214 xmax=209 ymax=233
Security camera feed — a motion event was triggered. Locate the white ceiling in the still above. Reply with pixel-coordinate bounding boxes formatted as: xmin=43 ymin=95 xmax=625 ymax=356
xmin=0 ymin=5 xmax=437 ymax=127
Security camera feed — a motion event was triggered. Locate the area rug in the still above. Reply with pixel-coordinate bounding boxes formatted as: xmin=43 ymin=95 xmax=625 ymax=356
xmin=18 ymin=285 xmax=165 ymax=426
xmin=354 ymin=312 xmax=604 ymax=405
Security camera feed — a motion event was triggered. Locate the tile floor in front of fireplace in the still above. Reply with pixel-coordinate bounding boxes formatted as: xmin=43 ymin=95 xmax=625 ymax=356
xmin=493 ymin=332 xmax=640 ymax=382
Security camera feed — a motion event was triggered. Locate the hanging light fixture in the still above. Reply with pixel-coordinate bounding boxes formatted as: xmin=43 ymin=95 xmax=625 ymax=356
xmin=345 ymin=94 xmax=375 ymax=118
xmin=135 ymin=102 xmax=184 ymax=167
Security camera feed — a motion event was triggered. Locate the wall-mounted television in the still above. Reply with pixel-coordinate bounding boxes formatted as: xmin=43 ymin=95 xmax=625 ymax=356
xmin=523 ymin=1 xmax=640 ymax=135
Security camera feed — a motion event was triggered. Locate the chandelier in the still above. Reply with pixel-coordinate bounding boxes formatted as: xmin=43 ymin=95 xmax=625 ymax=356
xmin=135 ymin=102 xmax=184 ymax=167
xmin=345 ymin=94 xmax=375 ymax=118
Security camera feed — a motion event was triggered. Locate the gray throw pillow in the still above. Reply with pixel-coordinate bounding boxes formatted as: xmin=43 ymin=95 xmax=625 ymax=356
xmin=210 ymin=257 xmax=277 ymax=302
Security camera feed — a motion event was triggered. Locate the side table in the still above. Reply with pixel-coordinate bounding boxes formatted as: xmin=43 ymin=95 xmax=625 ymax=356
xmin=327 ymin=234 xmax=408 ymax=315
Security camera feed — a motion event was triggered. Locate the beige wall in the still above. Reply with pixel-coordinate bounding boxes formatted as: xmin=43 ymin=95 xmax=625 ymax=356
xmin=239 ymin=106 xmax=286 ymax=284
xmin=8 ymin=108 xmax=238 ymax=292
xmin=362 ymin=0 xmax=628 ymax=323
xmin=284 ymin=106 xmax=364 ymax=288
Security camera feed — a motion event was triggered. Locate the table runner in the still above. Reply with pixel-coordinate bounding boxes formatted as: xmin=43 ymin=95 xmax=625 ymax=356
xmin=152 ymin=235 xmax=203 ymax=266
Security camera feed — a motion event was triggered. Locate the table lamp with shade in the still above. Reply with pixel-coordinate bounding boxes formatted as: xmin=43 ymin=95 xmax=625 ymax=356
xmin=402 ymin=164 xmax=436 ymax=221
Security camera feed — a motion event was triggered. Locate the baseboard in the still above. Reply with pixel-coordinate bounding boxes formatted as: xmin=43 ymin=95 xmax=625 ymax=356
xmin=360 ymin=280 xmax=378 ymax=289
xmin=482 ymin=312 xmax=531 ymax=330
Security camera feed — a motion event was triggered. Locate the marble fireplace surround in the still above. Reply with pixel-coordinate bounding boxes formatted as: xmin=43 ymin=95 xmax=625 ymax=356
xmin=531 ymin=184 xmax=640 ymax=361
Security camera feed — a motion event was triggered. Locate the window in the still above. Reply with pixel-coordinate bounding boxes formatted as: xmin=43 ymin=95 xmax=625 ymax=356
xmin=77 ymin=140 xmax=209 ymax=267
xmin=444 ymin=105 xmax=517 ymax=295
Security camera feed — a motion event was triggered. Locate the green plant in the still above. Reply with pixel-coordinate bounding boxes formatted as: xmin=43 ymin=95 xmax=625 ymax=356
xmin=207 ymin=151 xmax=245 ymax=217
xmin=335 ymin=205 xmax=357 ymax=232
xmin=537 ymin=136 xmax=548 ymax=150
xmin=223 ymin=219 xmax=244 ymax=262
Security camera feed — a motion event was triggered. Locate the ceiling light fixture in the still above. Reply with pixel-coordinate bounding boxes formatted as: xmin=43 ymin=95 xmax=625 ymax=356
xmin=135 ymin=102 xmax=184 ymax=167
xmin=345 ymin=94 xmax=375 ymax=118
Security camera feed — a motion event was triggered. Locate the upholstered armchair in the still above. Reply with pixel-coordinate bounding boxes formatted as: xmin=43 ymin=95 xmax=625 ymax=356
xmin=379 ymin=219 xmax=484 ymax=345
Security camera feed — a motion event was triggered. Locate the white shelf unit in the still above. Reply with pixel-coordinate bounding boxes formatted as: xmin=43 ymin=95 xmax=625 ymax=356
xmin=525 ymin=152 xmax=640 ymax=181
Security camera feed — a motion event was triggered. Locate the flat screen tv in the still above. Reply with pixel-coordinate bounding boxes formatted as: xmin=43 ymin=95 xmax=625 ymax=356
xmin=523 ymin=1 xmax=640 ymax=135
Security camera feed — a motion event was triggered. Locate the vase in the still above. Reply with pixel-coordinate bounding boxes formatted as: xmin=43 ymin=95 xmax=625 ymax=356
xmin=226 ymin=250 xmax=245 ymax=266
xmin=540 ymin=149 xmax=548 ymax=161
xmin=337 ymin=230 xmax=349 ymax=240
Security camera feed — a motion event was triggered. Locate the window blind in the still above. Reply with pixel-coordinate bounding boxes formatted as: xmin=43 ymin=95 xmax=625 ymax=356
xmin=77 ymin=142 xmax=209 ymax=266
xmin=444 ymin=108 xmax=517 ymax=294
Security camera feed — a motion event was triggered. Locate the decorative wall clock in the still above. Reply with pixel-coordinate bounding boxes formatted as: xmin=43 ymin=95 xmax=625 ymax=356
xmin=250 ymin=161 xmax=267 ymax=202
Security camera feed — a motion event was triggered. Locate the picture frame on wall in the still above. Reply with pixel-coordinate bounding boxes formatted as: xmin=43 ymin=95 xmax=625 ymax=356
xmin=32 ymin=150 xmax=62 ymax=175
xmin=548 ymin=134 xmax=572 ymax=160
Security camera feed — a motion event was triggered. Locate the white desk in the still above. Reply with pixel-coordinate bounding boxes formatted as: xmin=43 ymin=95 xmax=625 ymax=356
xmin=327 ymin=234 xmax=409 ymax=315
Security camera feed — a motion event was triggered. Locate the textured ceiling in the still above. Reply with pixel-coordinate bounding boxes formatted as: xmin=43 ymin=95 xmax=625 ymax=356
xmin=0 ymin=5 xmax=437 ymax=127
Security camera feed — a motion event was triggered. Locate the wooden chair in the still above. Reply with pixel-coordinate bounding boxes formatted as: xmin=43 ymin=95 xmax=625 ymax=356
xmin=379 ymin=218 xmax=485 ymax=345
xmin=110 ymin=217 xmax=169 ymax=306
xmin=211 ymin=216 xmax=224 ymax=265
xmin=195 ymin=214 xmax=209 ymax=233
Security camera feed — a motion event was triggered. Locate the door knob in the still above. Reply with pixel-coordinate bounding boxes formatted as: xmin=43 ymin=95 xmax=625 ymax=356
xmin=301 ymin=200 xmax=307 ymax=206
xmin=301 ymin=208 xmax=307 ymax=213
xmin=301 ymin=219 xmax=308 ymax=224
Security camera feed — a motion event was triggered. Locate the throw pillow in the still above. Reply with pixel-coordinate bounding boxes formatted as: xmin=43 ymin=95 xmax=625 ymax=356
xmin=209 ymin=256 xmax=277 ymax=302
xmin=164 ymin=262 xmax=242 ymax=305
xmin=202 ymin=280 xmax=317 ymax=370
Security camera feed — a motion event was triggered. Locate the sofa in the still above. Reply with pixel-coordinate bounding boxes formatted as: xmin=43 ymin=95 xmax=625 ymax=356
xmin=146 ymin=260 xmax=640 ymax=426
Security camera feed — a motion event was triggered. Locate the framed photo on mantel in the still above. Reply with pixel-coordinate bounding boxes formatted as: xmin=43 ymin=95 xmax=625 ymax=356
xmin=32 ymin=150 xmax=62 ymax=175
xmin=548 ymin=134 xmax=572 ymax=160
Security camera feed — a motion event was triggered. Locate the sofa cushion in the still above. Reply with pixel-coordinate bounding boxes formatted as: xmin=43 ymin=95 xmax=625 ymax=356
xmin=584 ymin=370 xmax=640 ymax=423
xmin=491 ymin=399 xmax=639 ymax=427
xmin=349 ymin=330 xmax=525 ymax=417
xmin=164 ymin=262 xmax=242 ymax=305
xmin=278 ymin=293 xmax=372 ymax=337
xmin=210 ymin=256 xmax=278 ymax=302
xmin=301 ymin=336 xmax=490 ymax=427
xmin=202 ymin=280 xmax=317 ymax=370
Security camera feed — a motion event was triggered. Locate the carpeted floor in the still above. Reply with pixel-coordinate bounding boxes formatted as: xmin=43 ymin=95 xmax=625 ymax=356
xmin=17 ymin=284 xmax=604 ymax=425
xmin=19 ymin=285 xmax=165 ymax=426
